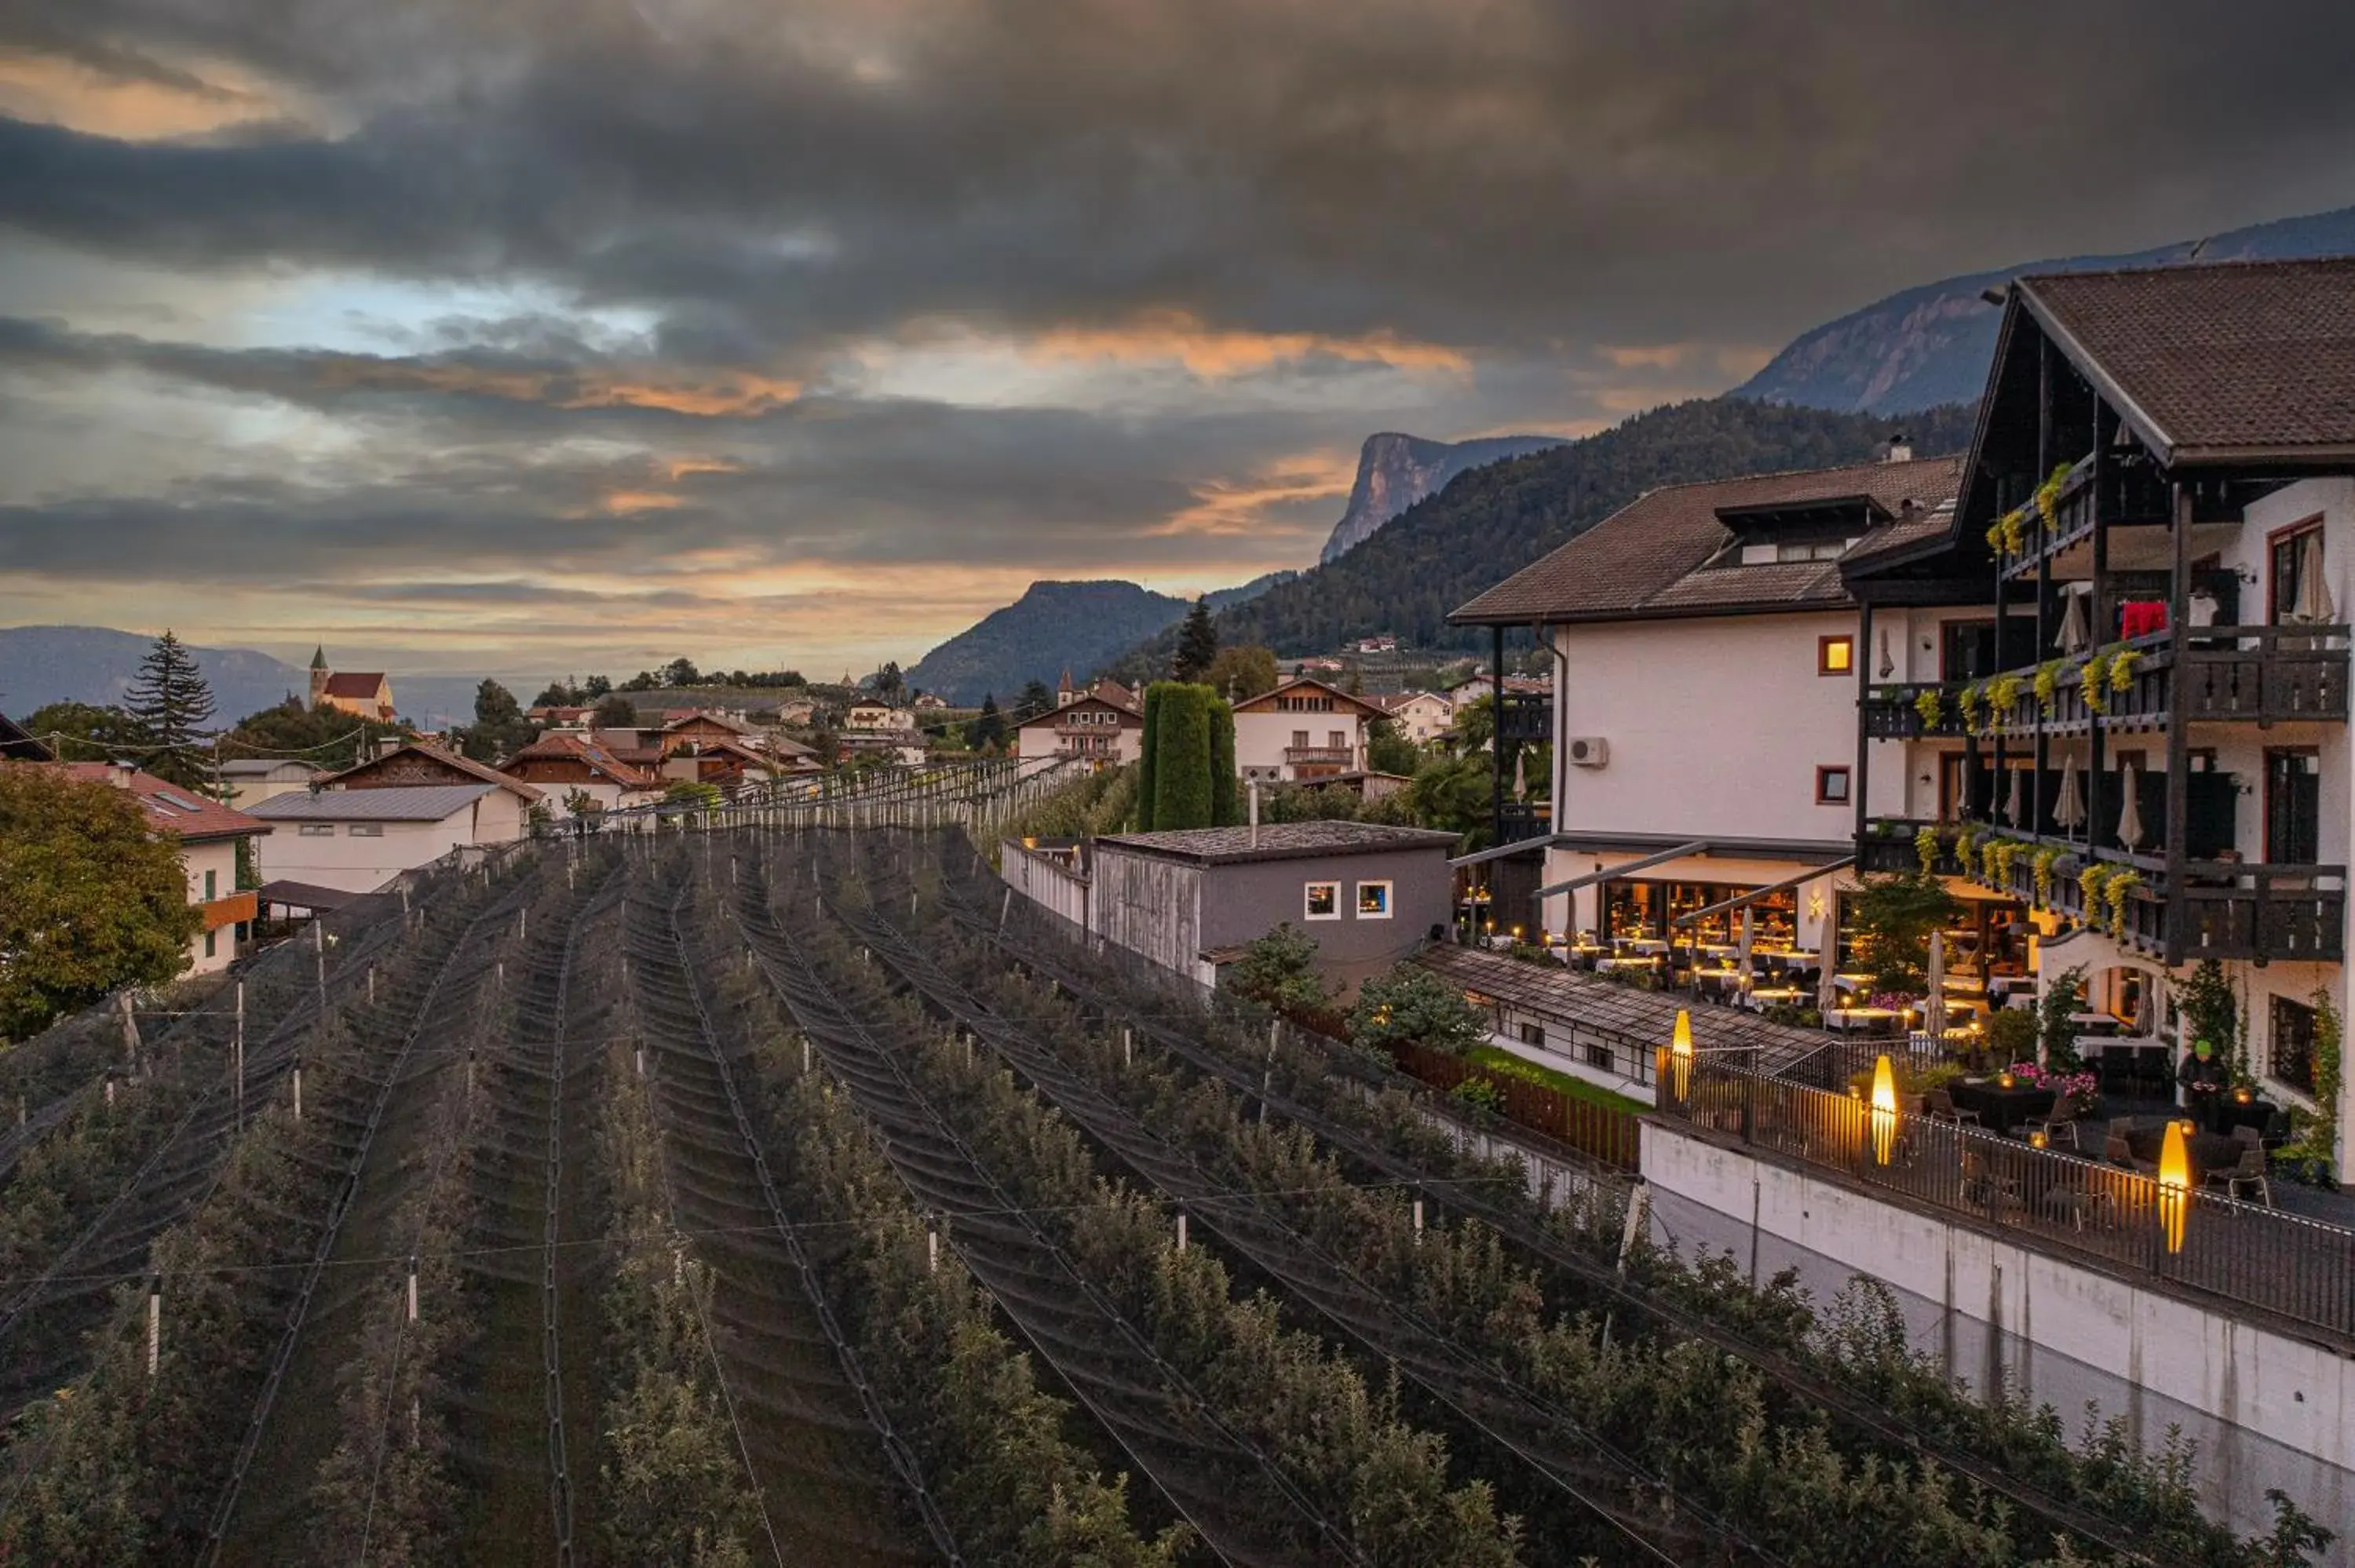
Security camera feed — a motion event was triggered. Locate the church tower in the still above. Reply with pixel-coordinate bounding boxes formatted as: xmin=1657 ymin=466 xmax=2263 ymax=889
xmin=309 ymin=646 xmax=330 ymax=706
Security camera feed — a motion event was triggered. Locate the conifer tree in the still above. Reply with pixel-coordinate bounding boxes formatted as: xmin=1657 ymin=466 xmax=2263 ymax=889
xmin=1172 ymin=599 xmax=1218 ymax=682
xmin=125 ymin=629 xmax=215 ymax=789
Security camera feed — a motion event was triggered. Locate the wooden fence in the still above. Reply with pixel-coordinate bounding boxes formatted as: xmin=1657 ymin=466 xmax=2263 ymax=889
xmin=1389 ymin=1039 xmax=1642 ymax=1170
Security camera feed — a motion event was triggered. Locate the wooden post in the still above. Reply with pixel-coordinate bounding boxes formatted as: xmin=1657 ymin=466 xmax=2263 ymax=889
xmin=2164 ymin=479 xmax=2193 ymax=964
xmin=1174 ymin=1212 xmax=1188 ymax=1253
xmin=292 ymin=1056 xmax=303 ymax=1121
xmin=1412 ymin=1198 xmax=1425 ymax=1247
xmin=315 ymin=918 xmax=327 ymax=1012
xmin=147 ymin=1274 xmax=161 ymax=1376
xmin=407 ymin=1255 xmax=420 ymax=1322
xmin=927 ymin=1229 xmax=939 ymax=1274
xmin=233 ymin=982 xmax=246 ymax=1135
xmin=119 ymin=990 xmax=140 ymax=1075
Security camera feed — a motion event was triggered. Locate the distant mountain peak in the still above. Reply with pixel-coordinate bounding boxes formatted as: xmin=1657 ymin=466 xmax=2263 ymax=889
xmin=1736 ymin=202 xmax=2355 ymax=415
xmin=1320 ymin=431 xmax=1565 ymax=563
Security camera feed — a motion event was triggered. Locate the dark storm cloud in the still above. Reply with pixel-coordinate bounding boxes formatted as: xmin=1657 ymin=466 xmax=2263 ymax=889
xmin=6 ymin=1 xmax=2353 ymax=354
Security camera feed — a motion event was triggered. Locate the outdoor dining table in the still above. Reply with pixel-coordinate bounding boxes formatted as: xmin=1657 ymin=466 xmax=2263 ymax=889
xmin=1594 ymin=955 xmax=1661 ymax=974
xmin=1743 ymin=987 xmax=1804 ymax=1010
xmin=1948 ymin=1078 xmax=2058 ymax=1136
xmin=1831 ymin=972 xmax=1873 ymax=994
xmin=1825 ymin=1007 xmax=1900 ymax=1033
xmin=2122 ymin=1121 xmax=2244 ymax=1182
xmin=1621 ymin=939 xmax=1670 ymax=955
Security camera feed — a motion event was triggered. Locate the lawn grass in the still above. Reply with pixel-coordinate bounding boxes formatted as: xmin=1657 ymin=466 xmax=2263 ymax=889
xmin=1465 ymin=1045 xmax=1647 ymax=1114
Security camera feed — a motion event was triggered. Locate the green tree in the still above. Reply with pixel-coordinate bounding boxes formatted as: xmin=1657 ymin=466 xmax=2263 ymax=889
xmin=1349 ymin=963 xmax=1489 ymax=1056
xmin=591 ymin=693 xmax=640 ymax=731
xmin=1136 ymin=684 xmax=1163 ymax=832
xmin=2038 ymin=965 xmax=2089 ymax=1071
xmin=1144 ymin=682 xmax=1214 ymax=830
xmin=663 ymin=657 xmax=703 ymax=688
xmin=21 ymin=702 xmax=149 ymax=760
xmin=1366 ymin=717 xmax=1420 ymax=777
xmin=2178 ymin=958 xmax=2243 ymax=1085
xmin=124 ymin=629 xmax=214 ymax=789
xmin=1846 ymin=873 xmax=1961 ymax=997
xmin=1208 ymin=697 xmax=1236 ymax=826
xmin=0 ymin=768 xmax=203 ymax=1041
xmin=461 ymin=679 xmax=535 ymax=763
xmin=970 ymin=694 xmax=1007 ymax=753
xmin=582 ymin=673 xmax=613 ymax=698
xmin=874 ymin=661 xmax=907 ymax=702
xmin=531 ymin=678 xmax=581 ymax=707
xmin=1408 ymin=752 xmax=1493 ymax=843
xmin=1018 ymin=679 xmax=1054 ymax=720
xmin=1228 ymin=924 xmax=1331 ymax=1016
xmin=1204 ymin=644 xmax=1280 ymax=702
xmin=1172 ymin=599 xmax=1218 ymax=682
xmin=223 ymin=698 xmax=405 ymax=772
xmin=1451 ymin=693 xmax=1495 ymax=755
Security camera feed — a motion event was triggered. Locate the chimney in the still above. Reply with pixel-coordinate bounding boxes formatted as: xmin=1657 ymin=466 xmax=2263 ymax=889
xmin=111 ymin=759 xmax=136 ymax=789
xmin=1883 ymin=433 xmax=1912 ymax=464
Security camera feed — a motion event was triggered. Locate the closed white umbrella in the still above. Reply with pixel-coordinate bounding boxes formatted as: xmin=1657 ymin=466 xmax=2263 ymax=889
xmin=2116 ymin=760 xmax=2146 ymax=850
xmin=2058 ymin=585 xmax=2091 ymax=654
xmin=1816 ymin=894 xmax=1841 ymax=1015
xmin=1738 ymin=904 xmax=1754 ymax=984
xmin=1512 ymin=746 xmax=1528 ymax=800
xmin=1925 ymin=929 xmax=1948 ymax=1038
xmin=2054 ymin=751 xmax=2087 ymax=832
xmin=2295 ymin=532 xmax=2334 ymax=623
xmin=1878 ymin=627 xmax=1896 ymax=678
xmin=2004 ymin=766 xmax=2026 ymax=827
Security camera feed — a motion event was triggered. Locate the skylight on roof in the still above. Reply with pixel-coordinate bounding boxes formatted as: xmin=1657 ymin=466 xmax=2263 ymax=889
xmin=155 ymin=791 xmax=204 ymax=811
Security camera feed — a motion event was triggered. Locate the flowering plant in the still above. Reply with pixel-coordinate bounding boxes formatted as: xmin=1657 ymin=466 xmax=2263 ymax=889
xmin=1868 ymin=992 xmax=1916 ymax=1014
xmin=2003 ymin=1060 xmax=2101 ymax=1112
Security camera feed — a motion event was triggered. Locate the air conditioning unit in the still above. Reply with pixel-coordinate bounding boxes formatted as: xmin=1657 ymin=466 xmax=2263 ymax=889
xmin=1565 ymin=735 xmax=1609 ymax=768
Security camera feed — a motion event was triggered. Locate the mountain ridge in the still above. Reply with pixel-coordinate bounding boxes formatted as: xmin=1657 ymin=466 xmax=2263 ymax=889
xmin=1321 ymin=432 xmax=1565 ymax=563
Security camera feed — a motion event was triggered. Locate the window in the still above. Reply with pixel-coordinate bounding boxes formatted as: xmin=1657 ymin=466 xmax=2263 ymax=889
xmin=1356 ymin=881 xmax=1393 ymax=918
xmin=299 ymin=823 xmax=335 ymax=837
xmin=2269 ymin=519 xmax=2323 ymax=624
xmin=1815 ymin=765 xmax=1852 ymax=805
xmin=349 ymin=822 xmax=385 ymax=837
xmin=1291 ymin=729 xmax=1309 ymax=749
xmin=1304 ymin=881 xmax=1340 ymax=921
xmin=204 ymin=929 xmax=216 ymax=959
xmin=1519 ymin=1022 xmax=1543 ymax=1048
xmin=2271 ymin=994 xmax=2319 ymax=1097
xmin=1327 ymin=731 xmax=1346 ymax=749
xmin=1777 ymin=539 xmax=1848 ymax=563
xmin=1816 ymin=635 xmax=1853 ymax=676
xmin=204 ymin=869 xmax=217 ymax=901
xmin=2266 ymin=749 xmax=2321 ymax=863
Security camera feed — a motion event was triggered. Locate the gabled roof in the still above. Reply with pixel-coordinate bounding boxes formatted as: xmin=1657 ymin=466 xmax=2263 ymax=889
xmin=0 ymin=711 xmax=53 ymax=760
xmin=248 ymin=783 xmax=498 ymax=822
xmin=55 ymin=762 xmax=268 ymax=841
xmin=2017 ymin=257 xmax=2355 ymax=464
xmin=319 ymin=672 xmax=389 ymax=698
xmin=1232 ymin=676 xmax=1386 ymax=717
xmin=503 ymin=732 xmax=659 ymax=788
xmin=1449 ymin=456 xmax=1962 ymax=625
xmin=660 ymin=709 xmax=753 ymax=734
xmin=1097 ymin=820 xmax=1458 ymax=866
xmin=329 ymin=742 xmax=544 ymax=803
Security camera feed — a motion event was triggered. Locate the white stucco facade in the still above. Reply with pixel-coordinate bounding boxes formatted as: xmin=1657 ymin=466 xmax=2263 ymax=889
xmin=251 ymin=786 xmax=526 ymax=894
xmin=181 ymin=837 xmax=246 ymax=975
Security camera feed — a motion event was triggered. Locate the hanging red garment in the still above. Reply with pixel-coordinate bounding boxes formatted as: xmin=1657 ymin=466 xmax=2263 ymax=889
xmin=2119 ymin=600 xmax=2168 ymax=640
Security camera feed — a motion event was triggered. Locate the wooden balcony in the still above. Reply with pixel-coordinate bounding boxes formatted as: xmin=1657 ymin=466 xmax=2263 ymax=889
xmin=1992 ymin=457 xmax=2174 ymax=578
xmin=1862 ymin=626 xmax=2349 ymax=741
xmin=1284 ymin=746 xmax=1356 ymax=767
xmin=1862 ymin=817 xmax=2345 ymax=964
xmin=200 ymin=890 xmax=257 ymax=931
xmin=1496 ymin=691 xmax=1554 ymax=744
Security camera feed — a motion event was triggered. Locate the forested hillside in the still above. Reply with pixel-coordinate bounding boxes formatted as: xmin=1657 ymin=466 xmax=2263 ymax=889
xmin=1108 ymin=396 xmax=1977 ymax=679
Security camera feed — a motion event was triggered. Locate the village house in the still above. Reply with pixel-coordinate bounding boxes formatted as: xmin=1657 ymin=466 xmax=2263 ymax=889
xmin=248 ymin=784 xmax=524 ymax=894
xmin=1017 ymin=675 xmax=1144 ymax=766
xmin=0 ymin=712 xmax=50 ymax=760
xmin=1370 ymin=689 xmax=1455 ymax=746
xmin=838 ymin=697 xmax=928 ymax=764
xmin=1232 ymin=676 xmax=1384 ymax=785
xmin=327 ymin=740 xmax=543 ymax=826
xmin=55 ymin=761 xmax=269 ymax=975
xmin=502 ymin=732 xmax=663 ymax=813
xmin=308 ymin=647 xmax=396 ymax=722
xmin=217 ymin=757 xmax=327 ymax=809
xmin=525 ymin=704 xmax=598 ymax=729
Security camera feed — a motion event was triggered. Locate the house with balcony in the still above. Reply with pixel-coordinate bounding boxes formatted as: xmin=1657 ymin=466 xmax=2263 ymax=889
xmin=1232 ymin=676 xmax=1383 ymax=784
xmin=52 ymin=761 xmax=269 ymax=974
xmin=1851 ymin=257 xmax=2355 ymax=1161
xmin=502 ymin=731 xmax=663 ymax=812
xmin=1015 ymin=676 xmax=1143 ymax=766
xmin=1450 ymin=443 xmax=1963 ymax=954
xmin=1371 ymin=689 xmax=1455 ymax=745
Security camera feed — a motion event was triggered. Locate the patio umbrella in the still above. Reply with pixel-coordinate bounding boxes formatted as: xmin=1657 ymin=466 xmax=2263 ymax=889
xmin=2116 ymin=760 xmax=2146 ymax=850
xmin=1924 ymin=929 xmax=1948 ymax=1039
xmin=2054 ymin=751 xmax=2087 ymax=833
xmin=2057 ymin=585 xmax=2091 ymax=655
xmin=1877 ymin=627 xmax=1896 ymax=678
xmin=1512 ymin=746 xmax=1528 ymax=800
xmin=1737 ymin=905 xmax=1754 ymax=984
xmin=2294 ymin=531 xmax=2335 ymax=623
xmin=2003 ymin=766 xmax=2026 ymax=827
xmin=1816 ymin=896 xmax=1841 ymax=1014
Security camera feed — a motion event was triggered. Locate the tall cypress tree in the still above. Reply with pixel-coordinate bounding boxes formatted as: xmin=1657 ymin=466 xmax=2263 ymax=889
xmin=125 ymin=629 xmax=215 ymax=789
xmin=1137 ymin=684 xmax=1164 ymax=832
xmin=1208 ymin=698 xmax=1238 ymax=826
xmin=1173 ymin=599 xmax=1218 ymax=683
xmin=1149 ymin=684 xmax=1214 ymax=830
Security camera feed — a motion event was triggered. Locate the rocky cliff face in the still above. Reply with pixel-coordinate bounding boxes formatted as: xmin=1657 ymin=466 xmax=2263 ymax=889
xmin=1738 ymin=202 xmax=2355 ymax=415
xmin=1318 ymin=432 xmax=1562 ymax=563
xmin=904 ymin=580 xmax=1192 ymax=706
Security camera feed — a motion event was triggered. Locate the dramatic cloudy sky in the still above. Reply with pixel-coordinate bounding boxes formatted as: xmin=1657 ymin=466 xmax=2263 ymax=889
xmin=2 ymin=1 xmax=2351 ymax=683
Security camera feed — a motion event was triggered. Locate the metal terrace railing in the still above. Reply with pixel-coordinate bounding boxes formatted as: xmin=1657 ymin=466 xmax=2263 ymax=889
xmin=1656 ymin=1057 xmax=2355 ymax=1346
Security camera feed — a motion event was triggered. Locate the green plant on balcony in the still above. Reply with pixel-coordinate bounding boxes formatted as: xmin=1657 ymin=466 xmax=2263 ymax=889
xmin=2030 ymin=846 xmax=2061 ymax=908
xmin=1912 ymin=688 xmax=1944 ymax=730
xmin=2080 ymin=649 xmax=2112 ymax=716
xmin=1985 ymin=506 xmax=2028 ymax=556
xmin=1983 ymin=675 xmax=2021 ymax=735
xmin=1952 ymin=827 xmax=1977 ymax=872
xmin=1914 ymin=826 xmax=1942 ymax=876
xmin=1985 ymin=837 xmax=2025 ymax=892
xmin=2033 ymin=463 xmax=2073 ymax=528
xmin=2033 ymin=660 xmax=2064 ymax=718
xmin=2101 ymin=869 xmax=2141 ymax=940
xmin=2275 ymin=989 xmax=2342 ymax=1187
xmin=2076 ymin=862 xmax=2112 ymax=925
xmin=1956 ymin=683 xmax=1984 ymax=733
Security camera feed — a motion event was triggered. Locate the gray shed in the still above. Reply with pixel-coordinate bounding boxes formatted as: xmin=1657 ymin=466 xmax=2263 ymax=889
xmin=1089 ymin=821 xmax=1459 ymax=994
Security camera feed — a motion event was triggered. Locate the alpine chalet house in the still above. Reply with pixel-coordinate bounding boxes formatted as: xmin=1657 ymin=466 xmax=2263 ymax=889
xmin=308 ymin=647 xmax=396 ymax=722
xmin=59 ymin=761 xmax=269 ymax=974
xmin=1449 ymin=445 xmax=1966 ymax=956
xmin=502 ymin=732 xmax=663 ymax=812
xmin=327 ymin=741 xmax=543 ymax=833
xmin=1371 ymin=690 xmax=1455 ymax=745
xmin=1232 ymin=676 xmax=1385 ymax=785
xmin=1016 ymin=676 xmax=1144 ymax=766
xmin=1856 ymin=257 xmax=2355 ymax=1174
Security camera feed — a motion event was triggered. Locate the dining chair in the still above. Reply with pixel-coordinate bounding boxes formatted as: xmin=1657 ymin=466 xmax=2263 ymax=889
xmin=2207 ymin=1143 xmax=2273 ymax=1206
xmin=2026 ymin=1096 xmax=2083 ymax=1150
xmin=1924 ymin=1088 xmax=1978 ymax=1128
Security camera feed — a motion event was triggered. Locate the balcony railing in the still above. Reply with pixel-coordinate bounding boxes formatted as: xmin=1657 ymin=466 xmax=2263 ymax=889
xmin=200 ymin=890 xmax=258 ymax=930
xmin=1657 ymin=1058 xmax=2355 ymax=1347
xmin=1862 ymin=817 xmax=2346 ymax=963
xmin=1992 ymin=457 xmax=2174 ymax=577
xmin=1283 ymin=746 xmax=1355 ymax=767
xmin=1861 ymin=626 xmax=2350 ymax=740
xmin=1497 ymin=691 xmax=1554 ymax=744
xmin=1495 ymin=801 xmax=1550 ymax=846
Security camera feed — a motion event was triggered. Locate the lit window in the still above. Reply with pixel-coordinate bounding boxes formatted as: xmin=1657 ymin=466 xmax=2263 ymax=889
xmin=1305 ymin=881 xmax=1340 ymax=921
xmin=1816 ymin=766 xmax=1852 ymax=805
xmin=1818 ymin=635 xmax=1853 ymax=676
xmin=1356 ymin=881 xmax=1393 ymax=918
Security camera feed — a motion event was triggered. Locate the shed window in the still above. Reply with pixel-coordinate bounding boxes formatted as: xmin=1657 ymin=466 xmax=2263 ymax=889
xmin=1356 ymin=881 xmax=1393 ymax=918
xmin=349 ymin=823 xmax=385 ymax=837
xmin=1304 ymin=881 xmax=1340 ymax=921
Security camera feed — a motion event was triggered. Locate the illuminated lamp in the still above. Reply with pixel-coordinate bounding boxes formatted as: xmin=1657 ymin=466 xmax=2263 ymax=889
xmin=1670 ymin=1009 xmax=1694 ymax=1101
xmin=1868 ymin=1053 xmax=1898 ymax=1167
xmin=2158 ymin=1120 xmax=2192 ymax=1254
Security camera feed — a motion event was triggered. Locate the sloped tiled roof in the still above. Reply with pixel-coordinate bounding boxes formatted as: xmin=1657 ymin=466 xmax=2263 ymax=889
xmin=329 ymin=742 xmax=543 ymax=802
xmin=1232 ymin=676 xmax=1388 ymax=717
xmin=1450 ymin=455 xmax=1962 ymax=625
xmin=248 ymin=783 xmax=497 ymax=822
xmin=55 ymin=762 xmax=268 ymax=841
xmin=504 ymin=732 xmax=658 ymax=788
xmin=319 ymin=672 xmax=388 ymax=698
xmin=2021 ymin=257 xmax=2355 ymax=461
xmin=1097 ymin=821 xmax=1459 ymax=866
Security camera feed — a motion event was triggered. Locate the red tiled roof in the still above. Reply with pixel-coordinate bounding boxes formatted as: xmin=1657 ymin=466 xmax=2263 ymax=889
xmin=504 ymin=732 xmax=658 ymax=788
xmin=319 ymin=672 xmax=388 ymax=698
xmin=55 ymin=762 xmax=269 ymax=842
xmin=1450 ymin=455 xmax=1962 ymax=625
xmin=2021 ymin=257 xmax=2355 ymax=461
xmin=1232 ymin=676 xmax=1387 ymax=717
xmin=329 ymin=742 xmax=544 ymax=802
